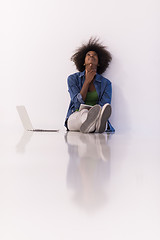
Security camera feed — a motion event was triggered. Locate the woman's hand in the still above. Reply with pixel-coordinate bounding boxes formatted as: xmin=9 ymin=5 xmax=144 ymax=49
xmin=80 ymin=63 xmax=97 ymax=102
xmin=85 ymin=63 xmax=97 ymax=84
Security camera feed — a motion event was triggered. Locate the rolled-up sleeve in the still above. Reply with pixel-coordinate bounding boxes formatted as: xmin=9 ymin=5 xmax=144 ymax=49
xmin=67 ymin=75 xmax=85 ymax=110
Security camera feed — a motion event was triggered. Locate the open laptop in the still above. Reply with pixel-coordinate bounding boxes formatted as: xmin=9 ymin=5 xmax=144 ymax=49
xmin=16 ymin=105 xmax=59 ymax=132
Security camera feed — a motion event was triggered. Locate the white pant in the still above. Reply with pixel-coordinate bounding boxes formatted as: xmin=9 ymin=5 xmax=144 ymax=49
xmin=67 ymin=109 xmax=109 ymax=133
xmin=67 ymin=109 xmax=89 ymax=131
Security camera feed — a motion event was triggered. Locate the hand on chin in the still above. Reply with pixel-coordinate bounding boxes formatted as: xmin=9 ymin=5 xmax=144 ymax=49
xmin=86 ymin=63 xmax=97 ymax=72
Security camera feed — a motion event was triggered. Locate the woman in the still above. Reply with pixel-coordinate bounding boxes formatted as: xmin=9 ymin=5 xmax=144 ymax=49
xmin=64 ymin=38 xmax=115 ymax=133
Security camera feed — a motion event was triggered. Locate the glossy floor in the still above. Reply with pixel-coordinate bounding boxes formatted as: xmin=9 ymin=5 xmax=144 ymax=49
xmin=0 ymin=129 xmax=160 ymax=240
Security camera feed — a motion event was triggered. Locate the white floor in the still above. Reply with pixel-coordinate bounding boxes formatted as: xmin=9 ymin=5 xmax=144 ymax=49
xmin=0 ymin=128 xmax=160 ymax=240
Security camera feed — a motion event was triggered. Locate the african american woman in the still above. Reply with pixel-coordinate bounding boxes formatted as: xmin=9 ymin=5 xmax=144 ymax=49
xmin=64 ymin=38 xmax=115 ymax=134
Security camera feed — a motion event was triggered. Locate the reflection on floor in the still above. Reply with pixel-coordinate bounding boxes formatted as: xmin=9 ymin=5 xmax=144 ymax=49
xmin=65 ymin=132 xmax=110 ymax=211
xmin=0 ymin=129 xmax=160 ymax=240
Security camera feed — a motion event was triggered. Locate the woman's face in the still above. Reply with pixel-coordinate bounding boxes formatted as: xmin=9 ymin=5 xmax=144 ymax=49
xmin=84 ymin=51 xmax=99 ymax=67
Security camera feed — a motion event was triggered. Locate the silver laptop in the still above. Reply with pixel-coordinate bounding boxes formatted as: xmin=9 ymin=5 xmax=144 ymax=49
xmin=16 ymin=105 xmax=59 ymax=132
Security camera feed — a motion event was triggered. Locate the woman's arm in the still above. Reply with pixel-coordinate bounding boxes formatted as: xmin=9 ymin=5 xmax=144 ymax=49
xmin=67 ymin=74 xmax=85 ymax=110
xmin=80 ymin=64 xmax=97 ymax=101
xmin=98 ymin=81 xmax=112 ymax=107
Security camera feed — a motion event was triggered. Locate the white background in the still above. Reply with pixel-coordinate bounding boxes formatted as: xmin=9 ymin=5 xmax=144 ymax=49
xmin=0 ymin=2 xmax=160 ymax=239
xmin=0 ymin=0 xmax=160 ymax=135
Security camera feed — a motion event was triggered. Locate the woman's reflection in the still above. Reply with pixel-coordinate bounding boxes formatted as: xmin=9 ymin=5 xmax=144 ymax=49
xmin=65 ymin=132 xmax=111 ymax=212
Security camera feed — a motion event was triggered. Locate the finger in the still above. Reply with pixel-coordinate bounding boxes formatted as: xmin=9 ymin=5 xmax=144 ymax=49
xmin=89 ymin=66 xmax=96 ymax=70
xmin=88 ymin=64 xmax=93 ymax=71
xmin=90 ymin=69 xmax=96 ymax=74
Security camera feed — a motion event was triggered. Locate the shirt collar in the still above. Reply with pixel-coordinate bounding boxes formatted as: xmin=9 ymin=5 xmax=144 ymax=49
xmin=80 ymin=70 xmax=101 ymax=82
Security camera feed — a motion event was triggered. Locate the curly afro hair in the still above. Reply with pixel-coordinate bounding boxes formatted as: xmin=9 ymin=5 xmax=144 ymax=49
xmin=71 ymin=37 xmax=112 ymax=74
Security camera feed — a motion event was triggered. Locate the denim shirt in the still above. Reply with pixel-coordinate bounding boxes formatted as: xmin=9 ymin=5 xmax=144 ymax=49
xmin=64 ymin=71 xmax=115 ymax=133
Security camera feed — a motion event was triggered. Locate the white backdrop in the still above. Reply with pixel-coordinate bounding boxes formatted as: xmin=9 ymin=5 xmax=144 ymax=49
xmin=0 ymin=0 xmax=160 ymax=135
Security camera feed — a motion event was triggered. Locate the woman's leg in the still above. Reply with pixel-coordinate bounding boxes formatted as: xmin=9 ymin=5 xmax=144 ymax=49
xmin=80 ymin=105 xmax=101 ymax=133
xmin=68 ymin=105 xmax=102 ymax=133
xmin=95 ymin=103 xmax=111 ymax=133
xmin=67 ymin=109 xmax=89 ymax=131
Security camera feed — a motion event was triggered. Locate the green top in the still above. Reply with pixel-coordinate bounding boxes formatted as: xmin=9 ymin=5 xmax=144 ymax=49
xmin=85 ymin=90 xmax=98 ymax=106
